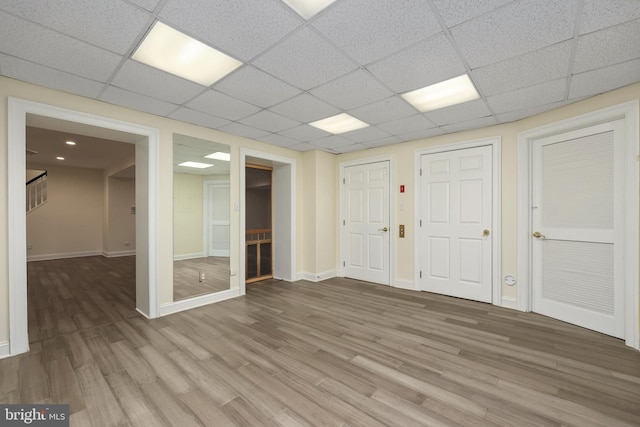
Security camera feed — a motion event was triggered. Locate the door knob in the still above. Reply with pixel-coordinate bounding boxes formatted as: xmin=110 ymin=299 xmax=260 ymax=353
xmin=482 ymin=229 xmax=490 ymax=237
xmin=532 ymin=231 xmax=546 ymax=239
xmin=379 ymin=227 xmax=388 ymax=232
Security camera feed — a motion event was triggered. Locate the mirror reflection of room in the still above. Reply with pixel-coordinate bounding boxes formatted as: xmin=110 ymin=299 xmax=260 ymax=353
xmin=173 ymin=134 xmax=230 ymax=300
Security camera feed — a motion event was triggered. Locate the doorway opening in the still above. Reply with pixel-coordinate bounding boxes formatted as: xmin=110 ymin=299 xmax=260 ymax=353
xmin=8 ymin=97 xmax=159 ymax=356
xmin=245 ymin=165 xmax=273 ymax=283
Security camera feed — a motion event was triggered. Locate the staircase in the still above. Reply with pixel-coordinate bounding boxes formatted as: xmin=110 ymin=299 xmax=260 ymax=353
xmin=26 ymin=171 xmax=47 ymax=214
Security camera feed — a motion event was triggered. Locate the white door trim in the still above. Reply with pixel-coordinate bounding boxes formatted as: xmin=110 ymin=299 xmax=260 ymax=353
xmin=414 ymin=137 xmax=502 ymax=305
xmin=339 ymin=155 xmax=395 ymax=286
xmin=7 ymin=97 xmax=160 ymax=356
xmin=517 ymin=100 xmax=639 ymax=350
xmin=239 ymin=148 xmax=296 ymax=294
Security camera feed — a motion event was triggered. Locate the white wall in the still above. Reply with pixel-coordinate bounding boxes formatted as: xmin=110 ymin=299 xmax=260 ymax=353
xmin=26 ymin=164 xmax=103 ymax=260
xmin=105 ymin=176 xmax=136 ymax=256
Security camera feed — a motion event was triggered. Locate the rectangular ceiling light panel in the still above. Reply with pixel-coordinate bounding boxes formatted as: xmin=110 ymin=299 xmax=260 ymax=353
xmin=281 ymin=0 xmax=337 ymax=19
xmin=133 ymin=21 xmax=242 ymax=86
xmin=204 ymin=152 xmax=231 ymax=161
xmin=402 ymin=74 xmax=480 ymax=112
xmin=179 ymin=161 xmax=213 ymax=169
xmin=309 ymin=113 xmax=369 ymax=134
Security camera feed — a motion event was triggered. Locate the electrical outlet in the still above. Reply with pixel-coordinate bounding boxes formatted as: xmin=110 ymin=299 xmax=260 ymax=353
xmin=199 ymin=272 xmax=205 ymax=282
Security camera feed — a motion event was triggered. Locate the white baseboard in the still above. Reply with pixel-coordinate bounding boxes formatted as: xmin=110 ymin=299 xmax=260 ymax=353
xmin=27 ymin=250 xmax=102 ymax=262
xmin=159 ymin=288 xmax=241 ymax=316
xmin=0 ymin=341 xmax=10 ymax=359
xmin=393 ymin=279 xmax=416 ymax=290
xmin=173 ymin=252 xmax=205 ymax=261
xmin=102 ymin=250 xmax=136 ymax=258
xmin=297 ymin=270 xmax=337 ymax=282
xmin=501 ymin=296 xmax=518 ymax=310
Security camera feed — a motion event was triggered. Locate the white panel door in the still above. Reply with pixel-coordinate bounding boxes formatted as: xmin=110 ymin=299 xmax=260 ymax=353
xmin=206 ymin=182 xmax=230 ymax=257
xmin=531 ymin=121 xmax=625 ymax=338
xmin=343 ymin=161 xmax=390 ymax=285
xmin=420 ymin=146 xmax=493 ymax=302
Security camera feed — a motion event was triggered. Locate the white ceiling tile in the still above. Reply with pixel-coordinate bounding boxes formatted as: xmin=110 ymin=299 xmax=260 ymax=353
xmin=186 ymin=90 xmax=261 ymax=121
xmin=581 ymin=0 xmax=640 ymax=34
xmin=112 ymin=60 xmax=205 ymax=104
xmin=368 ymin=34 xmax=466 ymax=93
xmin=361 ymin=136 xmax=403 ymax=148
xmin=269 ymin=93 xmax=341 ymax=123
xmin=496 ymin=99 xmax=577 ymax=123
xmin=424 ymin=99 xmax=492 ymax=126
xmin=239 ymin=110 xmax=300 ymax=133
xmin=340 ymin=126 xmax=392 ymax=143
xmin=253 ymin=27 xmax=358 ymax=90
xmin=0 ymin=11 xmax=121 ymax=81
xmin=218 ymin=122 xmax=271 ymax=139
xmin=0 ymin=0 xmax=150 ymax=54
xmin=289 ymin=142 xmax=317 ymax=152
xmin=278 ymin=125 xmax=330 ymax=142
xmin=214 ymin=66 xmax=301 ymax=108
xmin=396 ymin=127 xmax=445 ymax=142
xmin=573 ymin=19 xmax=640 ymax=73
xmin=349 ymin=96 xmax=417 ymax=124
xmin=168 ymin=107 xmax=230 ymax=129
xmin=486 ymin=79 xmax=567 ymax=114
xmin=0 ymin=54 xmax=104 ymax=98
xmin=159 ymin=0 xmax=302 ymax=61
xmin=440 ymin=116 xmax=498 ymax=133
xmin=128 ymin=0 xmax=161 ymax=12
xmin=569 ymin=59 xmax=640 ymax=99
xmin=311 ymin=135 xmax=352 ymax=150
xmin=337 ymin=143 xmax=369 ymax=153
xmin=452 ymin=0 xmax=577 ymax=68
xmin=100 ymin=86 xmax=178 ymax=116
xmin=432 ymin=0 xmax=515 ymax=27
xmin=472 ymin=41 xmax=572 ymax=96
xmin=312 ymin=0 xmax=441 ymax=65
xmin=376 ymin=114 xmax=436 ymax=135
xmin=257 ymin=133 xmax=301 ymax=147
xmin=309 ymin=69 xmax=393 ymax=110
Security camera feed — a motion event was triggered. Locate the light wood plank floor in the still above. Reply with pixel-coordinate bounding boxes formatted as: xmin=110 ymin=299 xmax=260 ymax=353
xmin=174 ymin=257 xmax=230 ymax=301
xmin=2 ymin=256 xmax=639 ymax=426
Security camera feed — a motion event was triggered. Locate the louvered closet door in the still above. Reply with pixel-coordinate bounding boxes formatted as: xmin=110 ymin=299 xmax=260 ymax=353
xmin=531 ymin=120 xmax=625 ymax=338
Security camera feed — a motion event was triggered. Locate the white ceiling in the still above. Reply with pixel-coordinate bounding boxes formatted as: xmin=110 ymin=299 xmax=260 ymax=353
xmin=2 ymin=0 xmax=639 ymax=154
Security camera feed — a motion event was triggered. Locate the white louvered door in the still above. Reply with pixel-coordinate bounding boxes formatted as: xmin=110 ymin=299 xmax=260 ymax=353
xmin=531 ymin=120 xmax=625 ymax=338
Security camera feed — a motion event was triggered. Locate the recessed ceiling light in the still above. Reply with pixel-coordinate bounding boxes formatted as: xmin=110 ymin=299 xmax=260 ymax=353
xmin=56 ymin=156 xmax=65 ymax=160
xmin=401 ymin=74 xmax=480 ymax=112
xmin=309 ymin=113 xmax=369 ymax=134
xmin=204 ymin=152 xmax=231 ymax=161
xmin=65 ymin=141 xmax=76 ymax=145
xmin=178 ymin=161 xmax=213 ymax=169
xmin=132 ymin=21 xmax=242 ymax=86
xmin=281 ymin=0 xmax=337 ymax=19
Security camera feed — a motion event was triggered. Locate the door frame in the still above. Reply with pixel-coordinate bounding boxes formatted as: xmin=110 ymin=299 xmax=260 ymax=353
xmin=414 ymin=137 xmax=502 ymax=304
xmin=7 ymin=97 xmax=160 ymax=357
xmin=339 ymin=155 xmax=395 ymax=286
xmin=239 ymin=148 xmax=296 ymax=295
xmin=517 ymin=100 xmax=639 ymax=349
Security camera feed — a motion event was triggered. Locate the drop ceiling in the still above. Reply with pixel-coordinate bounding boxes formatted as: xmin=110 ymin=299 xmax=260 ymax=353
xmin=2 ymin=0 xmax=639 ymax=154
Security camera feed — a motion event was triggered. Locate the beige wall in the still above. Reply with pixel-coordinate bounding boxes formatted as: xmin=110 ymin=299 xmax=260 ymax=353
xmin=1 ymin=75 xmax=638 ymax=346
xmin=173 ymin=172 xmax=204 ymax=258
xmin=26 ymin=164 xmax=103 ymax=259
xmin=337 ymin=83 xmax=640 ymax=302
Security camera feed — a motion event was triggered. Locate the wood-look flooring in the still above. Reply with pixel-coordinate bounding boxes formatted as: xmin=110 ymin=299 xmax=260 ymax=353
xmin=173 ymin=257 xmax=230 ymax=301
xmin=2 ymin=256 xmax=639 ymax=426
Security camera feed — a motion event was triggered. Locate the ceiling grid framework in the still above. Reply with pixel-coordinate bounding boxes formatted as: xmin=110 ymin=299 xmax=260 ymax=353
xmin=1 ymin=0 xmax=639 ymax=154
